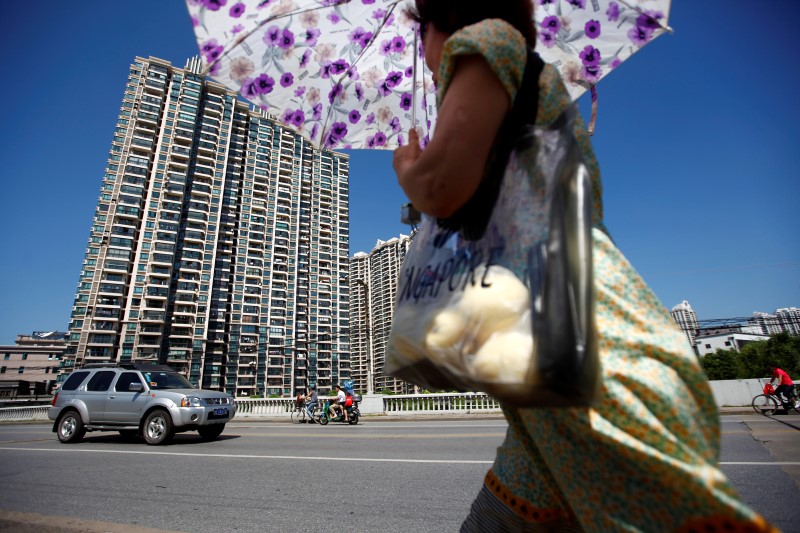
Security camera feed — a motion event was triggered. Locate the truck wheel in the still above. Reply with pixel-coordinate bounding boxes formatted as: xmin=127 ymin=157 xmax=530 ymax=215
xmin=57 ymin=410 xmax=85 ymax=443
xmin=143 ymin=409 xmax=174 ymax=445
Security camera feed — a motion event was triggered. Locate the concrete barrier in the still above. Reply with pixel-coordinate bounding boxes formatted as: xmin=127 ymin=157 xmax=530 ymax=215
xmin=708 ymin=378 xmax=767 ymax=407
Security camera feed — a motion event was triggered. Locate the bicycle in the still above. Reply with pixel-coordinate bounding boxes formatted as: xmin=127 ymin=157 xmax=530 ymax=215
xmin=290 ymin=401 xmax=309 ymax=423
xmin=751 ymin=383 xmax=800 ymax=416
xmin=291 ymin=401 xmax=321 ymax=424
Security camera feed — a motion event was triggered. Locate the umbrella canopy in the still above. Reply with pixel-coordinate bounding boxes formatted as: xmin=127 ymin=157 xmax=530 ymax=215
xmin=186 ymin=0 xmax=671 ymax=147
xmin=534 ymin=0 xmax=672 ymax=100
xmin=186 ymin=0 xmax=434 ymax=150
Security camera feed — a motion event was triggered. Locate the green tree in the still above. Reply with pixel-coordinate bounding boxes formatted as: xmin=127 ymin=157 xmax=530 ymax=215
xmin=699 ymin=349 xmax=738 ymax=380
xmin=698 ymin=334 xmax=800 ymax=380
xmin=734 ymin=342 xmax=768 ymax=379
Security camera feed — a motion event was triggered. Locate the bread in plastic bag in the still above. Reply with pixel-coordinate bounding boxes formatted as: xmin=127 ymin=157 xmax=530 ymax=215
xmin=387 ymin=106 xmax=600 ymax=407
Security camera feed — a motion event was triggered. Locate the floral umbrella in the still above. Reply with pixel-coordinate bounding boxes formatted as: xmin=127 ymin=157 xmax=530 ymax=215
xmin=533 ymin=0 xmax=672 ymax=131
xmin=185 ymin=0 xmax=433 ymax=150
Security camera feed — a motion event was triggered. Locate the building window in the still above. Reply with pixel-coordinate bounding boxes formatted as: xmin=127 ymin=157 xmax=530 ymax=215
xmin=18 ymin=367 xmax=25 ymax=374
xmin=724 ymin=341 xmax=731 ymax=347
xmin=0 ymin=367 xmax=5 ymax=373
xmin=705 ymin=344 xmax=711 ymax=349
xmin=21 ymin=354 xmax=28 ymax=360
xmin=3 ymin=354 xmax=8 ymax=360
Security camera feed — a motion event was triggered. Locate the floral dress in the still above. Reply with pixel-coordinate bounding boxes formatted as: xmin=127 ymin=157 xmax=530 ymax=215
xmin=436 ymin=19 xmax=777 ymax=533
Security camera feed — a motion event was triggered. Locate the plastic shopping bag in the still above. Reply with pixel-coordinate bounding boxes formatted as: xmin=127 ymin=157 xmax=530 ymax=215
xmin=386 ymin=107 xmax=600 ymax=407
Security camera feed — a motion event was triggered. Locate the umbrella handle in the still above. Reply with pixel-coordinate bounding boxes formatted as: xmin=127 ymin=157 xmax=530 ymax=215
xmin=410 ymin=28 xmax=418 ymax=142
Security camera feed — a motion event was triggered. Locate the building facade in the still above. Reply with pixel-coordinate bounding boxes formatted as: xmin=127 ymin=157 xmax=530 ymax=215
xmin=350 ymin=235 xmax=414 ymax=394
xmin=754 ymin=308 xmax=800 ymax=337
xmin=64 ymin=56 xmax=351 ymax=397
xmin=694 ymin=332 xmax=770 ymax=356
xmin=0 ymin=332 xmax=66 ymax=395
xmin=670 ymin=300 xmax=699 ymax=347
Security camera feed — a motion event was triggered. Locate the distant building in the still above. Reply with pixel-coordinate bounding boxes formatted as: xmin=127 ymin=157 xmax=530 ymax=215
xmin=670 ymin=301 xmax=799 ymax=356
xmin=752 ymin=312 xmax=783 ymax=336
xmin=350 ymin=234 xmax=414 ymax=394
xmin=670 ymin=300 xmax=699 ymax=346
xmin=0 ymin=332 xmax=66 ymax=395
xmin=776 ymin=308 xmax=800 ymax=335
xmin=63 ymin=56 xmax=351 ymax=398
xmin=694 ymin=332 xmax=770 ymax=356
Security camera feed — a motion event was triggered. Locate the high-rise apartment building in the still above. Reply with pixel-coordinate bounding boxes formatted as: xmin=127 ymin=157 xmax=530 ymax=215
xmin=775 ymin=308 xmax=800 ymax=336
xmin=64 ymin=56 xmax=351 ymax=398
xmin=752 ymin=308 xmax=800 ymax=337
xmin=670 ymin=300 xmax=698 ymax=346
xmin=350 ymin=235 xmax=413 ymax=394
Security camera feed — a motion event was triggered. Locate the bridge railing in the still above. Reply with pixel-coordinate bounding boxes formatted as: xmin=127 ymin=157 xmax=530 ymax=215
xmin=0 ymin=406 xmax=50 ymax=422
xmin=235 ymin=398 xmax=296 ymax=417
xmin=382 ymin=393 xmax=501 ymax=415
xmin=0 ymin=381 xmax=759 ymax=422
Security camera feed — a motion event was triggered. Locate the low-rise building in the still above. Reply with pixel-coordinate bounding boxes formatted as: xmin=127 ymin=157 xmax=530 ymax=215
xmin=0 ymin=332 xmax=66 ymax=396
xmin=694 ymin=332 xmax=770 ymax=356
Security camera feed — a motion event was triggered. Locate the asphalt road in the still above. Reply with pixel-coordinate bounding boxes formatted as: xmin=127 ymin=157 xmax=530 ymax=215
xmin=0 ymin=414 xmax=798 ymax=532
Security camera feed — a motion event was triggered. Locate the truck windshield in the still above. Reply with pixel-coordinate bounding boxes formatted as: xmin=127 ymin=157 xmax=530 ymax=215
xmin=142 ymin=371 xmax=194 ymax=390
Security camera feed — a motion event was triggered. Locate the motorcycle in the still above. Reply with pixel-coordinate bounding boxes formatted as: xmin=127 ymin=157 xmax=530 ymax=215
xmin=318 ymin=394 xmax=360 ymax=425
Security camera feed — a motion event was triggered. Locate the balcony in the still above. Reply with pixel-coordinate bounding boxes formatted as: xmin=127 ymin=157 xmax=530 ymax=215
xmin=138 ymin=336 xmax=161 ymax=346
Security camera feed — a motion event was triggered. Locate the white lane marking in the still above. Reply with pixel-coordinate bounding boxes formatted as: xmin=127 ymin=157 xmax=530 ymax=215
xmin=1 ymin=448 xmax=797 ymax=467
xmin=0 ymin=447 xmax=493 ymax=464
xmin=229 ymin=423 xmax=510 ymax=429
xmin=720 ymin=462 xmax=800 ymax=466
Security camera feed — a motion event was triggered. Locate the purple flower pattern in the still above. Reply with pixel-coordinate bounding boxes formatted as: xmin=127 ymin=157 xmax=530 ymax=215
xmin=585 ymin=20 xmax=601 ymax=39
xmin=192 ymin=0 xmax=648 ymax=147
xmin=532 ymin=0 xmax=670 ymax=100
xmin=229 ymin=2 xmax=245 ymax=17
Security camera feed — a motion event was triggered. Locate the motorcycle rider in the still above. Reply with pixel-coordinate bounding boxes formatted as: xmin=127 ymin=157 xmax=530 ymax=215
xmin=331 ymin=384 xmax=348 ymax=422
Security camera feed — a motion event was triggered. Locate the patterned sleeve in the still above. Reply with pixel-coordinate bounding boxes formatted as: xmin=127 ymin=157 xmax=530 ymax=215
xmin=437 ymin=19 xmax=527 ymax=108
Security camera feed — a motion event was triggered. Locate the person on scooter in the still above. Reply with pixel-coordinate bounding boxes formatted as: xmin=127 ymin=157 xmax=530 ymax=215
xmin=331 ymin=384 xmax=348 ymax=422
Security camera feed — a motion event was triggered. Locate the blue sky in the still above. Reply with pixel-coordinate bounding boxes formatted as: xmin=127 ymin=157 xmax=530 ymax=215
xmin=0 ymin=2 xmax=798 ymax=344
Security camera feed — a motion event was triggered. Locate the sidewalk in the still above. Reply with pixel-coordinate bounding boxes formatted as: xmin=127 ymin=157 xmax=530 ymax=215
xmin=232 ymin=412 xmax=507 ymax=424
xmin=232 ymin=407 xmax=758 ymax=424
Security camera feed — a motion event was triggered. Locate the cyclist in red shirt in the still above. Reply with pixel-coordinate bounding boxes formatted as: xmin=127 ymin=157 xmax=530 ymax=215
xmin=769 ymin=366 xmax=797 ymax=408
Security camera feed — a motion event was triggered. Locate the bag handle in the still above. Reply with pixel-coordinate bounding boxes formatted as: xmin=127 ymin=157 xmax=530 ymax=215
xmin=436 ymin=49 xmax=546 ymax=240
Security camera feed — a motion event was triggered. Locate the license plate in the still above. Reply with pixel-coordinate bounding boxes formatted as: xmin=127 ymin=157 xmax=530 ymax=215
xmin=213 ymin=408 xmax=228 ymax=416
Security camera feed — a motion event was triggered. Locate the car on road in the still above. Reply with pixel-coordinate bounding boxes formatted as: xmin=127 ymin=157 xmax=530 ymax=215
xmin=49 ymin=363 xmax=236 ymax=445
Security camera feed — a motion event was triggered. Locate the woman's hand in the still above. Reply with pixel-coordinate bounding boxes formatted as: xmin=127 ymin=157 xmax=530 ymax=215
xmin=393 ymin=128 xmax=422 ymax=181
xmin=391 ymin=56 xmax=509 ymax=219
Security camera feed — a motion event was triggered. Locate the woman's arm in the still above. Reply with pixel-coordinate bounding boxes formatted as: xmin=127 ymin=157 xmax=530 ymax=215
xmin=393 ymin=55 xmax=510 ymax=218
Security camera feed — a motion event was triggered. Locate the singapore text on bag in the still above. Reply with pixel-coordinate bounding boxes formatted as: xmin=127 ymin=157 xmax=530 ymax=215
xmin=387 ymin=55 xmax=600 ymax=407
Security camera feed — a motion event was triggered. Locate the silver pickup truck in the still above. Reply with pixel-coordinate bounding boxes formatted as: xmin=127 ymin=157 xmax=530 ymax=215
xmin=49 ymin=363 xmax=236 ymax=445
